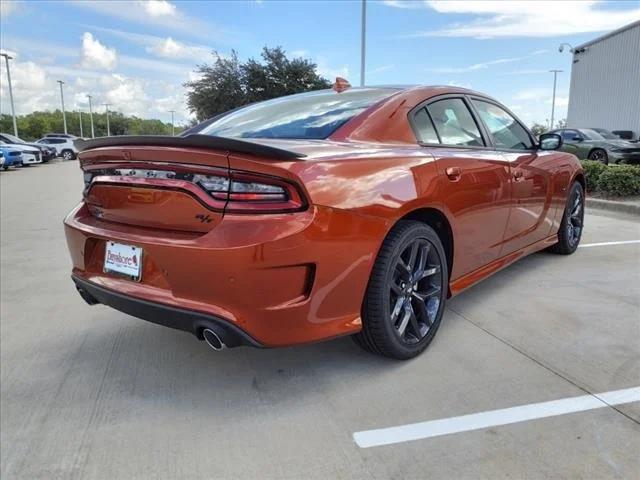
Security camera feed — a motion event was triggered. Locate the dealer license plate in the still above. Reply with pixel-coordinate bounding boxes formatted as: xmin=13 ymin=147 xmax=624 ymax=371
xmin=104 ymin=241 xmax=143 ymax=280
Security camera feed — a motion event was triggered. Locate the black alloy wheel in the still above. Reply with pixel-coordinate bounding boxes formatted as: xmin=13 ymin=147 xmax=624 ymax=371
xmin=354 ymin=221 xmax=448 ymax=359
xmin=588 ymin=149 xmax=608 ymax=164
xmin=389 ymin=238 xmax=443 ymax=344
xmin=548 ymin=181 xmax=585 ymax=255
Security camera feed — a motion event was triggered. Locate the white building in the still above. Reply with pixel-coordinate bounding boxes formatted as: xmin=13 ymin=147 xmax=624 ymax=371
xmin=566 ymin=21 xmax=640 ymax=139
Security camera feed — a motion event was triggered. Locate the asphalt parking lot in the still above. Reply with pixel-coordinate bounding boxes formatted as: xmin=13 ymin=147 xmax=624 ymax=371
xmin=1 ymin=160 xmax=639 ymax=479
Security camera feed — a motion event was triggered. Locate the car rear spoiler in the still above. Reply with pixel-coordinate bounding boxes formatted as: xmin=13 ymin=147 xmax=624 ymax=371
xmin=74 ymin=134 xmax=306 ymax=160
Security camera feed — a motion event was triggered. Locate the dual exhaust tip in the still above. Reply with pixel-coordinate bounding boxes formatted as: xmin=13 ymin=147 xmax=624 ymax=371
xmin=203 ymin=328 xmax=226 ymax=351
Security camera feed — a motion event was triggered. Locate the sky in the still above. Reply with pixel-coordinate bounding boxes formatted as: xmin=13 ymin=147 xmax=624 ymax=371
xmin=1 ymin=0 xmax=639 ymax=128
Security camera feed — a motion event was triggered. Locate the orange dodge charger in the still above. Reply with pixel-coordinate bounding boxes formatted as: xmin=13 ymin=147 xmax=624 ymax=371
xmin=65 ymin=84 xmax=584 ymax=359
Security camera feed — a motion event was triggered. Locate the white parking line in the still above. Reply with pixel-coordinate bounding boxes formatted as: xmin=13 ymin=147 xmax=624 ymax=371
xmin=579 ymin=240 xmax=640 ymax=248
xmin=353 ymin=387 xmax=640 ymax=448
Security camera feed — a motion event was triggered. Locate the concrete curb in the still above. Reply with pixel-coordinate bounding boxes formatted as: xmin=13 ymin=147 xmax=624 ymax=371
xmin=586 ymin=197 xmax=640 ymax=216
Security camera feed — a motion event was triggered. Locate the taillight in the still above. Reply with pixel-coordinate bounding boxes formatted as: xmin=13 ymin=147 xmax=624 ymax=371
xmin=83 ymin=167 xmax=307 ymax=214
xmin=224 ymin=171 xmax=305 ymax=213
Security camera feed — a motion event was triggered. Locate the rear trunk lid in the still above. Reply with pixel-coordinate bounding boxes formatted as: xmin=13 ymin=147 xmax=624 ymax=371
xmin=81 ymin=144 xmax=230 ymax=233
xmin=78 ymin=135 xmax=307 ymax=233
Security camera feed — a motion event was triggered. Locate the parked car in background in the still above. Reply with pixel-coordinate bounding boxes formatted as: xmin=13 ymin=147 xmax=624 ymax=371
xmin=0 ymin=133 xmax=56 ymax=162
xmin=551 ymin=128 xmax=640 ymax=164
xmin=0 ymin=140 xmax=42 ymax=165
xmin=45 ymin=133 xmax=79 ymax=139
xmin=36 ymin=137 xmax=78 ymax=160
xmin=611 ymin=130 xmax=638 ymax=142
xmin=0 ymin=145 xmax=23 ymax=170
xmin=66 ymin=84 xmax=584 ymax=360
xmin=590 ymin=128 xmax=621 ymax=140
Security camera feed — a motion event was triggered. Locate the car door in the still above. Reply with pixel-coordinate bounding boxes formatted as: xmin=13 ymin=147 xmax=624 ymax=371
xmin=558 ymin=129 xmax=588 ymax=158
xmin=412 ymin=96 xmax=512 ymax=280
xmin=470 ymin=98 xmax=554 ymax=255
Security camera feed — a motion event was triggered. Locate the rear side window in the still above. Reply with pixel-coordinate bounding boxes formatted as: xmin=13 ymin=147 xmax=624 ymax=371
xmin=472 ymin=100 xmax=533 ymax=150
xmin=426 ymin=98 xmax=484 ymax=147
xmin=413 ymin=108 xmax=439 ymax=143
xmin=50 ymin=139 xmax=66 ymax=144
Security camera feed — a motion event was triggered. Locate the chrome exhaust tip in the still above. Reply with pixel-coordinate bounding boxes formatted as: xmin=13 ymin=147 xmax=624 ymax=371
xmin=203 ymin=328 xmax=226 ymax=351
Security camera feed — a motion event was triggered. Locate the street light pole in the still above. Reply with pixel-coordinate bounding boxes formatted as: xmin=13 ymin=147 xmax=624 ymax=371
xmin=78 ymin=110 xmax=83 ymax=137
xmin=87 ymin=95 xmax=95 ymax=138
xmin=103 ymin=103 xmax=111 ymax=136
xmin=57 ymin=80 xmax=67 ymax=134
xmin=549 ymin=70 xmax=562 ymax=130
xmin=1 ymin=53 xmax=19 ymax=136
xmin=169 ymin=110 xmax=175 ymax=136
xmin=360 ymin=0 xmax=366 ymax=87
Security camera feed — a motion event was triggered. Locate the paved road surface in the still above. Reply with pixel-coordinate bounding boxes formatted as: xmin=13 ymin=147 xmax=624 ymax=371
xmin=2 ymin=161 xmax=639 ymax=479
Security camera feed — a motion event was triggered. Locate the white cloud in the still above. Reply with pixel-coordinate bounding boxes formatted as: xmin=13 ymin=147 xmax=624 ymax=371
xmin=398 ymin=1 xmax=640 ymax=38
xmin=0 ymin=0 xmax=21 ymax=17
xmin=81 ymin=26 xmax=214 ymax=62
xmin=367 ymin=64 xmax=395 ymax=75
xmin=0 ymin=48 xmax=191 ymax=124
xmin=138 ymin=0 xmax=177 ymax=17
xmin=430 ymin=56 xmax=522 ymax=74
xmin=383 ymin=1 xmax=428 ymax=9
xmin=71 ymin=1 xmax=223 ymax=41
xmin=315 ymin=56 xmax=350 ymax=81
xmin=554 ymin=97 xmax=569 ymax=108
xmin=502 ymin=69 xmax=551 ymax=76
xmin=429 ymin=50 xmax=545 ymax=74
xmin=0 ymin=58 xmax=58 ymax=115
xmin=147 ymin=37 xmax=210 ymax=61
xmin=514 ymin=88 xmax=554 ymax=102
xmin=447 ymin=80 xmax=472 ymax=89
xmin=80 ymin=33 xmax=117 ymax=71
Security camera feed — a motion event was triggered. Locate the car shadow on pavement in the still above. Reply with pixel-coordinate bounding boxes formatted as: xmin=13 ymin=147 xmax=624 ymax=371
xmin=31 ymin=250 xmax=563 ymax=418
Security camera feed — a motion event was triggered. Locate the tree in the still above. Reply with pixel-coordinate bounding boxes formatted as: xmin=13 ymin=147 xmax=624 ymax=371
xmin=185 ymin=47 xmax=331 ymax=121
xmin=0 ymin=111 xmax=175 ymax=140
xmin=530 ymin=123 xmax=547 ymax=137
xmin=555 ymin=118 xmax=567 ymax=129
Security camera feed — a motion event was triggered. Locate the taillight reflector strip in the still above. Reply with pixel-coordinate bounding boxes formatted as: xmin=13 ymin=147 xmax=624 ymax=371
xmin=84 ymin=167 xmax=307 ymax=213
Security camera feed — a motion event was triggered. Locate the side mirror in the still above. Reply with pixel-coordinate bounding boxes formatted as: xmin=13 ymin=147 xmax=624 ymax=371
xmin=539 ymin=133 xmax=563 ymax=150
xmin=572 ymin=135 xmax=583 ymax=142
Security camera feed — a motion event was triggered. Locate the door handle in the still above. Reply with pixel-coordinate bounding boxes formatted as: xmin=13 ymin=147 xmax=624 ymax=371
xmin=445 ymin=166 xmax=462 ymax=181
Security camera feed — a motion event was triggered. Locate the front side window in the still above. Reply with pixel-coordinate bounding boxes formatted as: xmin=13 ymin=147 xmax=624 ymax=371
xmin=426 ymin=98 xmax=484 ymax=147
xmin=472 ymin=100 xmax=533 ymax=150
xmin=197 ymin=88 xmax=399 ymax=140
xmin=561 ymin=130 xmax=580 ymax=142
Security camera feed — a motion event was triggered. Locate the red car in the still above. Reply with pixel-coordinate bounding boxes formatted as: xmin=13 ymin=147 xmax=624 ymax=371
xmin=65 ymin=83 xmax=584 ymax=359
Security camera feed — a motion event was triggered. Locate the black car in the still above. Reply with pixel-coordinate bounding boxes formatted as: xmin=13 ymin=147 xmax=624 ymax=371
xmin=0 ymin=133 xmax=57 ymax=162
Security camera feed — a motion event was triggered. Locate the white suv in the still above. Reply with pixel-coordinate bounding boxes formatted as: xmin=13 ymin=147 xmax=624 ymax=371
xmin=36 ymin=137 xmax=79 ymax=160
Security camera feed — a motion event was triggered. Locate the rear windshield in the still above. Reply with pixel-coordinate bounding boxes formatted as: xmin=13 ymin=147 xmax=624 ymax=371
xmin=197 ymin=88 xmax=399 ymax=140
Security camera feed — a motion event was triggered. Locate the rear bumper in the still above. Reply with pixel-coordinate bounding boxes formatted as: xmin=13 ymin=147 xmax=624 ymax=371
xmin=72 ymin=274 xmax=262 ymax=347
xmin=65 ymin=202 xmax=390 ymax=347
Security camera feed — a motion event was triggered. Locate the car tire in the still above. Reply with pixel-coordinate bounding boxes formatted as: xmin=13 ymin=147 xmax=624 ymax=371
xmin=588 ymin=148 xmax=608 ymax=164
xmin=61 ymin=150 xmax=76 ymax=161
xmin=548 ymin=181 xmax=584 ymax=255
xmin=353 ymin=220 xmax=448 ymax=360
